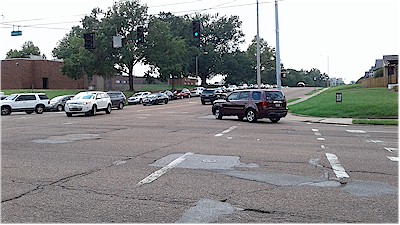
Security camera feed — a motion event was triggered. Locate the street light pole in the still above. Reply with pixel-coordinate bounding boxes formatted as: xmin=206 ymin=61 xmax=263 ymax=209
xmin=275 ymin=0 xmax=282 ymax=90
xmin=196 ymin=51 xmax=208 ymax=82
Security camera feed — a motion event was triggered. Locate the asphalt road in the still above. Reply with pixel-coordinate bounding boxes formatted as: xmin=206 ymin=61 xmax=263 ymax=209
xmin=1 ymin=87 xmax=398 ymax=223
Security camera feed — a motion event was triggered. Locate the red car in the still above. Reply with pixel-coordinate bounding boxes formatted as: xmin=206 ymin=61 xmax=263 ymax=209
xmin=174 ymin=88 xmax=191 ymax=99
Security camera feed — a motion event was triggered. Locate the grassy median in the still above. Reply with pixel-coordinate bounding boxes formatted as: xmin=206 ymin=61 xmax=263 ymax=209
xmin=288 ymin=84 xmax=398 ymax=125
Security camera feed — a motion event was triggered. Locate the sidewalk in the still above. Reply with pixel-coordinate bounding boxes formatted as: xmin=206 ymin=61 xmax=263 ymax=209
xmin=286 ymin=88 xmax=353 ymax=125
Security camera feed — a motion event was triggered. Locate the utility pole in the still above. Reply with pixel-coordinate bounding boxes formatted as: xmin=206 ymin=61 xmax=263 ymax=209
xmin=256 ymin=0 xmax=261 ymax=88
xmin=275 ymin=0 xmax=282 ymax=90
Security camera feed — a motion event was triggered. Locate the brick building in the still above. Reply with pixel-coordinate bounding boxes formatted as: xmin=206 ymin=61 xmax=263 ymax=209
xmin=1 ymin=57 xmax=198 ymax=91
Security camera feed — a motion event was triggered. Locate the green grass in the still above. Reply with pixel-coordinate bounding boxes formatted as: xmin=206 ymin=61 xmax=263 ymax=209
xmin=289 ymin=84 xmax=398 ymax=119
xmin=353 ymin=119 xmax=398 ymax=126
xmin=287 ymin=98 xmax=301 ymax=103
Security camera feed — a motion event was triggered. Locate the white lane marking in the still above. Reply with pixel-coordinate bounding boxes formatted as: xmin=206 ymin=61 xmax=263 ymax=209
xmin=346 ymin=130 xmax=366 ymax=134
xmin=325 ymin=153 xmax=349 ymax=178
xmin=321 ymin=145 xmax=326 ymax=149
xmin=215 ymin=126 xmax=237 ymax=137
xmin=138 ymin=152 xmax=194 ymax=186
xmin=314 ymin=132 xmax=322 ymax=136
xmin=317 ymin=138 xmax=325 ymax=141
xmin=312 ymin=129 xmax=319 ymax=132
xmin=385 ymin=147 xmax=398 ymax=153
xmin=387 ymin=157 xmax=399 ymax=162
xmin=367 ymin=140 xmax=383 ymax=143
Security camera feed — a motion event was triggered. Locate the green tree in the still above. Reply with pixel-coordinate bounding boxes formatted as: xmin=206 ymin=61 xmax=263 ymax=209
xmin=144 ymin=17 xmax=189 ymax=90
xmin=6 ymin=41 xmax=42 ymax=59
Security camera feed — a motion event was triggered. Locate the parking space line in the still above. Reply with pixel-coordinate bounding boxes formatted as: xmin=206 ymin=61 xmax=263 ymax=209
xmin=137 ymin=152 xmax=194 ymax=186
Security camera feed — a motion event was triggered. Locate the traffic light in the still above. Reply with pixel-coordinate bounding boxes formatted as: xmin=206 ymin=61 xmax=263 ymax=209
xmin=83 ymin=33 xmax=95 ymax=49
xmin=192 ymin=20 xmax=200 ymax=39
xmin=137 ymin=26 xmax=144 ymax=43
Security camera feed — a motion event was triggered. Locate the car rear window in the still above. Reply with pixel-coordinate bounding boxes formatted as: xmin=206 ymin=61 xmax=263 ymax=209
xmin=266 ymin=91 xmax=285 ymax=100
xmin=202 ymin=90 xmax=215 ymax=94
xmin=38 ymin=94 xmax=49 ymax=100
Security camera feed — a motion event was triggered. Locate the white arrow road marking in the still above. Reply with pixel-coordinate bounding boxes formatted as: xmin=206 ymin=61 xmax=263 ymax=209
xmin=138 ymin=152 xmax=194 ymax=186
xmin=387 ymin=157 xmax=399 ymax=162
xmin=325 ymin=153 xmax=349 ymax=179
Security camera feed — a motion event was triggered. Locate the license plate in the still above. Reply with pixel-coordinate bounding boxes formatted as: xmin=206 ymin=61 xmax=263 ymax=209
xmin=275 ymin=104 xmax=281 ymax=107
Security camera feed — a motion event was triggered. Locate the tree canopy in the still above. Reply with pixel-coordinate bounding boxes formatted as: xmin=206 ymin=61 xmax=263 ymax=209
xmin=6 ymin=41 xmax=43 ymax=59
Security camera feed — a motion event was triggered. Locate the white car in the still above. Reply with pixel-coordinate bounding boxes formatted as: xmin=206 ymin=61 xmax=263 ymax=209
xmin=226 ymin=85 xmax=238 ymax=92
xmin=65 ymin=91 xmax=112 ymax=117
xmin=127 ymin=92 xmax=151 ymax=105
xmin=0 ymin=93 xmax=50 ymax=115
xmin=190 ymin=87 xmax=205 ymax=97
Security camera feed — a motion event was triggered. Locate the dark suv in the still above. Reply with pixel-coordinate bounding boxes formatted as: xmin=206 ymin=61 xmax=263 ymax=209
xmin=200 ymin=89 xmax=226 ymax=105
xmin=211 ymin=89 xmax=288 ymax=123
xmin=106 ymin=91 xmax=126 ymax=109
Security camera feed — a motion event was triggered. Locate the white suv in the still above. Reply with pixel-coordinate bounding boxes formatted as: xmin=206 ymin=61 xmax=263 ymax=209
xmin=0 ymin=93 xmax=50 ymax=115
xmin=65 ymin=91 xmax=112 ymax=117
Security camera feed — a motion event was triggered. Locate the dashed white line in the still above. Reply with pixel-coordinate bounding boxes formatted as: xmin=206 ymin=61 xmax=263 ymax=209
xmin=387 ymin=157 xmax=399 ymax=162
xmin=317 ymin=138 xmax=325 ymax=141
xmin=346 ymin=130 xmax=366 ymax=134
xmin=325 ymin=153 xmax=349 ymax=179
xmin=385 ymin=147 xmax=398 ymax=153
xmin=215 ymin=126 xmax=238 ymax=137
xmin=312 ymin=129 xmax=319 ymax=132
xmin=137 ymin=152 xmax=194 ymax=186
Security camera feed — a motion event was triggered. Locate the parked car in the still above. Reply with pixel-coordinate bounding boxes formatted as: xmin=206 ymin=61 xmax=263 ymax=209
xmin=1 ymin=93 xmax=50 ymax=115
xmin=127 ymin=92 xmax=151 ymax=105
xmin=143 ymin=93 xmax=169 ymax=105
xmin=107 ymin=91 xmax=126 ymax=109
xmin=1 ymin=95 xmax=8 ymax=100
xmin=175 ymin=88 xmax=191 ymax=99
xmin=190 ymin=87 xmax=205 ymax=97
xmin=212 ymin=89 xmax=288 ymax=123
xmin=200 ymin=89 xmax=226 ymax=105
xmin=65 ymin=91 xmax=112 ymax=117
xmin=163 ymin=90 xmax=176 ymax=100
xmin=226 ymin=85 xmax=238 ymax=92
xmin=49 ymin=95 xmax=75 ymax=111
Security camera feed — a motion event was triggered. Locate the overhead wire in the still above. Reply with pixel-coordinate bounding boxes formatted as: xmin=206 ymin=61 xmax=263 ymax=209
xmin=1 ymin=0 xmax=282 ymax=31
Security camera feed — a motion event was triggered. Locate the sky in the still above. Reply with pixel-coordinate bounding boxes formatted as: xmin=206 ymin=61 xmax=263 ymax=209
xmin=1 ymin=0 xmax=399 ymax=84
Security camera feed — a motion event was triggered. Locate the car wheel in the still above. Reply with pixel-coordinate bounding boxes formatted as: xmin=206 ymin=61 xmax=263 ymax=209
xmin=201 ymin=100 xmax=205 ymax=105
xmin=66 ymin=112 xmax=72 ymax=117
xmin=139 ymin=99 xmax=143 ymax=104
xmin=270 ymin=117 xmax=280 ymax=123
xmin=118 ymin=102 xmax=124 ymax=109
xmin=165 ymin=99 xmax=168 ymax=104
xmin=214 ymin=107 xmax=223 ymax=120
xmin=105 ymin=104 xmax=112 ymax=114
xmin=1 ymin=106 xmax=11 ymax=115
xmin=88 ymin=105 xmax=97 ymax=116
xmin=57 ymin=104 xmax=64 ymax=111
xmin=35 ymin=105 xmax=45 ymax=114
xmin=246 ymin=109 xmax=257 ymax=123
xmin=25 ymin=111 xmax=34 ymax=114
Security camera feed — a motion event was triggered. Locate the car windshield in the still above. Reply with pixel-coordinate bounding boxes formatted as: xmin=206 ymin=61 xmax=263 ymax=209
xmin=51 ymin=96 xmax=65 ymax=101
xmin=108 ymin=93 xmax=118 ymax=97
xmin=74 ymin=94 xmax=94 ymax=100
xmin=133 ymin=93 xmax=143 ymax=97
xmin=266 ymin=91 xmax=285 ymax=100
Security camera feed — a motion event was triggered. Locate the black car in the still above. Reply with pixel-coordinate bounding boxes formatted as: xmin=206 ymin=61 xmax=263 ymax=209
xmin=212 ymin=89 xmax=288 ymax=123
xmin=200 ymin=89 xmax=226 ymax=105
xmin=107 ymin=91 xmax=126 ymax=109
xmin=164 ymin=90 xmax=176 ymax=100
xmin=143 ymin=93 xmax=169 ymax=105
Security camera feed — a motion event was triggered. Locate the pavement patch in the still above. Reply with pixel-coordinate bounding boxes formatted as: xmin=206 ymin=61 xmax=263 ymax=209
xmin=32 ymin=134 xmax=101 ymax=144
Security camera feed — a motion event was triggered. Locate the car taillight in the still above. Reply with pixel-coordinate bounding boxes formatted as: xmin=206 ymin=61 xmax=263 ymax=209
xmin=262 ymin=101 xmax=267 ymax=109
